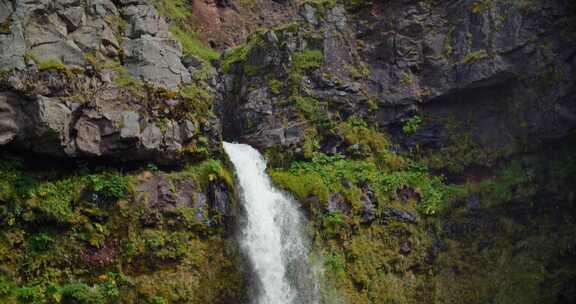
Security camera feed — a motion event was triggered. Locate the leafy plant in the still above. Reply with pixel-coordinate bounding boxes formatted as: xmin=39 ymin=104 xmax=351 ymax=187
xmin=402 ymin=115 xmax=423 ymax=135
xmin=293 ymin=49 xmax=324 ymax=71
xmin=86 ymin=173 xmax=132 ymax=201
xmin=60 ymin=283 xmax=103 ymax=304
xmin=27 ymin=232 xmax=54 ymax=253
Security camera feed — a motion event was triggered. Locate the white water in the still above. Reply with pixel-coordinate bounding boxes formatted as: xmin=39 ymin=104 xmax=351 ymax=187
xmin=223 ymin=142 xmax=320 ymax=304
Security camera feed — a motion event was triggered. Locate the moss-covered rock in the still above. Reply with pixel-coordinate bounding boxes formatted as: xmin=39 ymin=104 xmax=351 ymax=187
xmin=0 ymin=155 xmax=248 ymax=304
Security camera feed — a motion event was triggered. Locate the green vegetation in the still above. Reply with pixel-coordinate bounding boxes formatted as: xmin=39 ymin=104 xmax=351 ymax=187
xmin=267 ymin=78 xmax=283 ymax=94
xmin=420 ymin=117 xmax=497 ymax=173
xmin=109 ymin=64 xmax=142 ymax=88
xmin=0 ymin=156 xmax=246 ymax=304
xmin=461 ymin=49 xmax=489 ymax=65
xmin=292 ymin=49 xmax=324 ymax=71
xmin=402 ymin=115 xmax=423 ymax=135
xmin=400 ymin=71 xmax=414 ymax=86
xmin=169 ymin=26 xmax=219 ymax=62
xmin=470 ymin=0 xmax=493 ymax=14
xmin=270 ymin=136 xmax=576 ymax=303
xmin=271 ymin=151 xmax=454 ymax=216
xmin=0 ymin=16 xmax=12 ymax=34
xmin=220 ymin=32 xmax=266 ymax=72
xmin=151 ymin=0 xmax=218 ymax=62
xmin=151 ymin=0 xmax=190 ymax=22
xmin=26 ymin=53 xmax=71 ymax=75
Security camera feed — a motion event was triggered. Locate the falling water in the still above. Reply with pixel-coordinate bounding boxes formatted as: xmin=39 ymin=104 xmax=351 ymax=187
xmin=223 ymin=142 xmax=320 ymax=304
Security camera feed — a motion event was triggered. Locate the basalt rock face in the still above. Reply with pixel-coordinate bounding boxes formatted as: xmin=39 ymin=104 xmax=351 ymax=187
xmin=0 ymin=70 xmax=220 ymax=164
xmin=218 ymin=0 xmax=576 ymax=158
xmin=0 ymin=0 xmax=192 ymax=88
xmin=0 ymin=0 xmax=220 ymax=164
xmin=0 ymin=0 xmax=576 ymax=303
xmin=189 ymin=0 xmax=299 ymax=50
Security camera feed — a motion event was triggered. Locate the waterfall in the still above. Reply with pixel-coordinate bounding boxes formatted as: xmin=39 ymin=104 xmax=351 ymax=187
xmin=223 ymin=142 xmax=320 ymax=304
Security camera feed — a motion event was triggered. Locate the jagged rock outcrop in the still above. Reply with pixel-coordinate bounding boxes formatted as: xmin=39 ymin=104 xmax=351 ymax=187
xmin=218 ymin=1 xmax=576 ymax=157
xmin=0 ymin=70 xmax=220 ymax=163
xmin=0 ymin=0 xmax=220 ymax=163
xmin=135 ymin=171 xmax=235 ymax=228
xmin=188 ymin=0 xmax=299 ymax=50
xmin=0 ymin=0 xmax=192 ymax=89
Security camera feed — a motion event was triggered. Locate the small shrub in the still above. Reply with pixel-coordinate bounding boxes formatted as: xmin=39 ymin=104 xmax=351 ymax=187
xmin=293 ymin=49 xmax=324 ymax=71
xmin=152 ymin=296 xmax=169 ymax=304
xmin=0 ymin=276 xmax=12 ymax=296
xmin=169 ymin=26 xmax=219 ymax=61
xmin=15 ymin=286 xmax=43 ymax=303
xmin=268 ymin=78 xmax=283 ymax=94
xmin=27 ymin=232 xmax=54 ymax=253
xmin=325 ymin=251 xmax=346 ymax=277
xmin=86 ymin=173 xmax=132 ymax=201
xmin=402 ymin=115 xmax=423 ymax=135
xmin=60 ymin=283 xmax=103 ymax=304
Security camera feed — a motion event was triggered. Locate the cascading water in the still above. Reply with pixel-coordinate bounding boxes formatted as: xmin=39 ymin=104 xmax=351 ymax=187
xmin=223 ymin=142 xmax=320 ymax=304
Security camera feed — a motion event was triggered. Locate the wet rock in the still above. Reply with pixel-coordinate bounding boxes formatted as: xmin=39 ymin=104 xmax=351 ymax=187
xmin=0 ymin=92 xmax=21 ymax=145
xmin=301 ymin=4 xmax=318 ymax=26
xmin=58 ymin=6 xmax=86 ymax=32
xmin=157 ymin=178 xmax=177 ymax=206
xmin=327 ymin=193 xmax=350 ymax=215
xmin=121 ymin=3 xmax=167 ymax=38
xmin=140 ymin=123 xmax=162 ymax=151
xmin=119 ymin=111 xmax=140 ymax=139
xmin=400 ymin=242 xmax=412 ymax=255
xmin=0 ymin=1 xmax=27 ymax=70
xmin=218 ymin=1 xmax=576 ymax=158
xmin=182 ymin=55 xmax=204 ymax=70
xmin=136 ymin=172 xmax=210 ymax=226
xmin=467 ymin=194 xmax=481 ymax=210
xmin=361 ymin=191 xmax=377 ymax=223
xmin=193 ymin=192 xmax=209 ymax=223
xmin=382 ymin=207 xmax=418 ymax=223
xmin=209 ymin=181 xmax=231 ymax=217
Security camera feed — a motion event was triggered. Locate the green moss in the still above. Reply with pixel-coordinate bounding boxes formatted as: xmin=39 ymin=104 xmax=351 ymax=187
xmin=26 ymin=53 xmax=72 ymax=75
xmin=112 ymin=65 xmax=142 ymax=88
xmin=169 ymin=26 xmax=219 ymax=62
xmin=0 ymin=156 xmax=247 ymax=304
xmin=292 ymin=49 xmax=324 ymax=71
xmin=402 ymin=115 xmax=423 ymax=135
xmin=400 ymin=71 xmax=414 ymax=86
xmin=149 ymin=0 xmax=217 ymax=62
xmin=267 ymin=78 xmax=283 ymax=94
xmin=300 ymin=0 xmax=338 ymax=20
xmin=343 ymin=0 xmax=371 ymax=11
xmin=346 ymin=63 xmax=370 ymax=79
xmin=86 ymin=173 xmax=133 ymax=201
xmin=269 ymin=170 xmax=330 ymax=203
xmin=104 ymin=15 xmax=128 ymax=43
xmin=444 ymin=26 xmax=455 ymax=58
xmin=271 ymin=151 xmax=452 ymax=215
xmin=460 ymin=49 xmax=489 ymax=65
xmin=151 ymin=0 xmax=191 ymax=22
xmin=180 ymin=83 xmax=213 ymax=114
xmin=469 ymin=0 xmax=493 ymax=14
xmin=220 ymin=33 xmax=265 ymax=72
xmin=0 ymin=16 xmax=11 ymax=34
xmin=339 ymin=116 xmax=390 ymax=160
xmin=291 ymin=96 xmax=329 ymax=127
xmin=172 ymin=159 xmax=234 ymax=191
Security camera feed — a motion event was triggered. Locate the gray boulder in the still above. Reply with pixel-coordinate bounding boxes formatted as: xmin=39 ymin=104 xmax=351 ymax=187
xmin=122 ymin=35 xmax=192 ymax=89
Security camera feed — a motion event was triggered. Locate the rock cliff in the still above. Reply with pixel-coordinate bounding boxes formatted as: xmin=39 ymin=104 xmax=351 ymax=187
xmin=0 ymin=0 xmax=575 ymax=303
